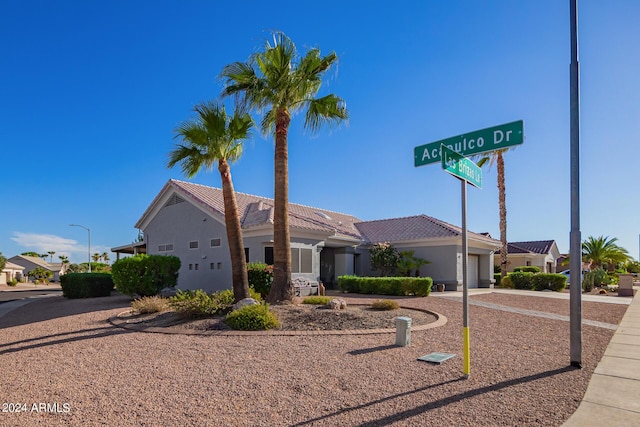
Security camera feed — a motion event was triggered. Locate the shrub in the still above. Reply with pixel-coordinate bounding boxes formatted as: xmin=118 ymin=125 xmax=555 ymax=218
xmin=501 ymin=275 xmax=513 ymax=288
xmin=29 ymin=267 xmax=53 ymax=284
xmin=338 ymin=276 xmax=432 ymax=297
xmin=132 ymin=296 xmax=170 ymax=314
xmin=247 ymin=262 xmax=273 ymax=298
xmin=225 ymin=304 xmax=280 ymax=330
xmin=111 ymin=254 xmax=180 ymax=297
xmin=509 ymin=272 xmax=534 ymax=290
xmin=302 ymin=296 xmax=331 ymax=305
xmin=513 ymin=266 xmax=541 ymax=273
xmin=531 ymin=273 xmax=567 ymax=292
xmin=7 ymin=278 xmax=18 ymax=287
xmin=371 ymin=299 xmax=400 ymax=310
xmin=494 ymin=273 xmax=502 ymax=287
xmin=169 ymin=289 xmax=233 ymax=317
xmin=60 ymin=273 xmax=114 ymax=298
xmin=369 ymin=243 xmax=401 ymax=277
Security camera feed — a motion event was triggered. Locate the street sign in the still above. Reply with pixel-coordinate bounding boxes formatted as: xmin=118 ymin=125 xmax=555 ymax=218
xmin=414 ymin=120 xmax=524 ymax=167
xmin=441 ymin=145 xmax=482 ymax=189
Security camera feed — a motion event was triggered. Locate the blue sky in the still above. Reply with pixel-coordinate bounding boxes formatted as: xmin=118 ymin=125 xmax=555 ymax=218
xmin=1 ymin=0 xmax=639 ymax=264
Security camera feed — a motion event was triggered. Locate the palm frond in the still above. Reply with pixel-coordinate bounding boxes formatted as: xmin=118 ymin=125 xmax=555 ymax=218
xmin=304 ymin=94 xmax=348 ymax=133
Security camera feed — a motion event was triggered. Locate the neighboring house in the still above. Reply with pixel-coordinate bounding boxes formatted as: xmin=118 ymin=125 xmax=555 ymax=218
xmin=114 ymin=179 xmax=499 ymax=293
xmin=1 ymin=261 xmax=25 ymax=285
xmin=8 ymin=255 xmax=67 ymax=282
xmin=496 ymin=240 xmax=561 ymax=273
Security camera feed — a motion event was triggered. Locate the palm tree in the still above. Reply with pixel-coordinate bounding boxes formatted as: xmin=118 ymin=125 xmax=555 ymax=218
xmin=58 ymin=255 xmax=70 ymax=264
xmin=92 ymin=253 xmax=101 ymax=263
xmin=101 ymin=252 xmax=110 ymax=265
xmin=47 ymin=251 xmax=56 ymax=263
xmin=168 ymin=101 xmax=253 ymax=303
xmin=477 ymin=149 xmax=509 ymax=278
xmin=582 ymin=235 xmax=630 ymax=270
xmin=221 ymin=31 xmax=348 ymax=303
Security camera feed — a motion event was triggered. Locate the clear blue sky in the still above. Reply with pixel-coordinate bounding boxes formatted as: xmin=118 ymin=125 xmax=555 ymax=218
xmin=1 ymin=0 xmax=639 ymax=264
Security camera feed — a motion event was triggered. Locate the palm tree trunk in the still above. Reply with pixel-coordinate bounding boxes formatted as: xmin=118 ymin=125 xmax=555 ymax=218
xmin=268 ymin=108 xmax=293 ymax=303
xmin=497 ymin=152 xmax=508 ymax=278
xmin=218 ymin=159 xmax=251 ymax=302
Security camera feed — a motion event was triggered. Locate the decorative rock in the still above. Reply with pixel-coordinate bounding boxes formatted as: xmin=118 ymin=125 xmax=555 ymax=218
xmin=328 ymin=298 xmax=347 ymax=310
xmin=232 ymin=298 xmax=260 ymax=311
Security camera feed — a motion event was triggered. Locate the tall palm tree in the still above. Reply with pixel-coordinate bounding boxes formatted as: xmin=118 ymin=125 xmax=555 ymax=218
xmin=92 ymin=253 xmax=101 ymax=263
xmin=168 ymin=101 xmax=253 ymax=303
xmin=477 ymin=149 xmax=509 ymax=278
xmin=58 ymin=255 xmax=70 ymax=264
xmin=582 ymin=235 xmax=630 ymax=270
xmin=47 ymin=250 xmax=56 ymax=263
xmin=221 ymin=31 xmax=348 ymax=303
xmin=101 ymin=252 xmax=110 ymax=265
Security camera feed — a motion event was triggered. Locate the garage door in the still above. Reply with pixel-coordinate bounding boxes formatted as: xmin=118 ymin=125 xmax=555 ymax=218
xmin=468 ymin=255 xmax=479 ymax=288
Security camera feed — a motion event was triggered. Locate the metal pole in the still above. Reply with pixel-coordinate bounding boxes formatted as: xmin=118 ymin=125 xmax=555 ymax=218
xmin=70 ymin=224 xmax=92 ymax=273
xmin=461 ymin=180 xmax=470 ymax=378
xmin=569 ymin=0 xmax=582 ymax=368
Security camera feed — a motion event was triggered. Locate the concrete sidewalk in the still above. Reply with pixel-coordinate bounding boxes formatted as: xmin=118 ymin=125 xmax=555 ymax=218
xmin=563 ymin=290 xmax=640 ymax=425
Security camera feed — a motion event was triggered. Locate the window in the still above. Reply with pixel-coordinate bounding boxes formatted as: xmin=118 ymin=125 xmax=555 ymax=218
xmin=244 ymin=248 xmax=249 ymax=262
xmin=210 ymin=263 xmax=215 ymax=270
xmin=217 ymin=262 xmax=222 ymax=270
xmin=291 ymin=247 xmax=313 ymax=273
xmin=188 ymin=264 xmax=193 ymax=270
xmin=194 ymin=263 xmax=199 ymax=271
xmin=158 ymin=243 xmax=174 ymax=252
xmin=211 ymin=238 xmax=221 ymax=248
xmin=264 ymin=247 xmax=274 ymax=265
xmin=189 ymin=241 xmax=199 ymax=249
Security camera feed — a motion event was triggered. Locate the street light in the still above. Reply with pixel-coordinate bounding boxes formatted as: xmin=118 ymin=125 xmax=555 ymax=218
xmin=69 ymin=224 xmax=91 ymax=273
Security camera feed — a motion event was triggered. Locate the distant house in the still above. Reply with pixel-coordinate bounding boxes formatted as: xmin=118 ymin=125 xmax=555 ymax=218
xmin=496 ymin=240 xmax=561 ymax=273
xmin=1 ymin=261 xmax=25 ymax=285
xmin=112 ymin=179 xmax=500 ymax=293
xmin=8 ymin=255 xmax=66 ymax=282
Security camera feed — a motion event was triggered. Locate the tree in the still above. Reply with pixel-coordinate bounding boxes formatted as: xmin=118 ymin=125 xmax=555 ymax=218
xmin=221 ymin=31 xmax=348 ymax=303
xmin=47 ymin=251 xmax=56 ymax=263
xmin=582 ymin=235 xmax=630 ymax=270
xmin=28 ymin=267 xmax=53 ymax=284
xmin=58 ymin=255 xmax=70 ymax=264
xmin=477 ymin=149 xmax=510 ymax=278
xmin=92 ymin=253 xmax=101 ymax=263
xmin=21 ymin=251 xmax=40 ymax=257
xmin=369 ymin=243 xmax=401 ymax=277
xmin=0 ymin=252 xmax=7 ymax=271
xmin=168 ymin=101 xmax=253 ymax=303
xmin=101 ymin=252 xmax=110 ymax=264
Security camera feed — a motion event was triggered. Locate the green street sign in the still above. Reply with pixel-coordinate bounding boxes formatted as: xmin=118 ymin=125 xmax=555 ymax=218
xmin=441 ymin=145 xmax=482 ymax=189
xmin=415 ymin=120 xmax=524 ymax=167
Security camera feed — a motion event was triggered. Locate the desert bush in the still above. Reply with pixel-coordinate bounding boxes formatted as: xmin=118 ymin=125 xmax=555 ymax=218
xmin=111 ymin=254 xmax=180 ymax=296
xmin=131 ymin=296 xmax=170 ymax=314
xmin=225 ymin=304 xmax=280 ymax=330
xmin=371 ymin=299 xmax=400 ymax=311
xmin=60 ymin=273 xmax=114 ymax=298
xmin=169 ymin=289 xmax=232 ymax=317
xmin=247 ymin=262 xmax=273 ymax=298
xmin=513 ymin=266 xmax=541 ymax=273
xmin=531 ymin=273 xmax=567 ymax=292
xmin=501 ymin=275 xmax=514 ymax=288
xmin=302 ymin=296 xmax=331 ymax=305
xmin=338 ymin=276 xmax=432 ymax=296
xmin=509 ymin=272 xmax=534 ymax=290
xmin=7 ymin=278 xmax=18 ymax=287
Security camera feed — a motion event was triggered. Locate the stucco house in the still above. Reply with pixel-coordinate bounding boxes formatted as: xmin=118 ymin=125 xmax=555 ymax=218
xmin=113 ymin=179 xmax=499 ymax=293
xmin=8 ymin=255 xmax=66 ymax=282
xmin=495 ymin=240 xmax=561 ymax=273
xmin=1 ymin=261 xmax=25 ymax=285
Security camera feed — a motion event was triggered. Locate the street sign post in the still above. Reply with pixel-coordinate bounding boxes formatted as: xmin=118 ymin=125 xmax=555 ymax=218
xmin=415 ymin=120 xmax=524 ymax=167
xmin=441 ymin=145 xmax=482 ymax=189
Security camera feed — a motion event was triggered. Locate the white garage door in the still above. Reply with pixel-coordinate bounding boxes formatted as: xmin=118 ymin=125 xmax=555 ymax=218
xmin=468 ymin=255 xmax=479 ymax=288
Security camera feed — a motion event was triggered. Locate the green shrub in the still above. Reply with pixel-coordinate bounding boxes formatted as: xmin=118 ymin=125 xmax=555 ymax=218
xmin=371 ymin=299 xmax=400 ymax=310
xmin=302 ymin=296 xmax=331 ymax=305
xmin=169 ymin=289 xmax=233 ymax=317
xmin=501 ymin=275 xmax=513 ymax=288
xmin=337 ymin=276 xmax=432 ymax=296
xmin=247 ymin=262 xmax=273 ymax=298
xmin=7 ymin=278 xmax=18 ymax=287
xmin=493 ymin=273 xmax=502 ymax=287
xmin=513 ymin=266 xmax=542 ymax=273
xmin=132 ymin=296 xmax=170 ymax=314
xmin=225 ymin=304 xmax=280 ymax=330
xmin=111 ymin=254 xmax=180 ymax=297
xmin=509 ymin=272 xmax=534 ymax=290
xmin=531 ymin=273 xmax=567 ymax=292
xmin=60 ymin=273 xmax=114 ymax=298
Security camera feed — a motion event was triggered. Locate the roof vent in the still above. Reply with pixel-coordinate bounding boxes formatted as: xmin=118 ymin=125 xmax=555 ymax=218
xmin=165 ymin=193 xmax=185 ymax=207
xmin=315 ymin=212 xmax=332 ymax=221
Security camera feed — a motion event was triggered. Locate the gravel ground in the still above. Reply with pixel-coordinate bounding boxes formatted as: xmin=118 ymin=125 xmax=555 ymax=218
xmin=0 ymin=292 xmax=627 ymax=427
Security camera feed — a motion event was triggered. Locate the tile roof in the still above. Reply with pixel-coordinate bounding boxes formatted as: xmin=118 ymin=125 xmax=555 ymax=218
xmin=495 ymin=240 xmax=556 ymax=255
xmin=355 ymin=214 xmax=498 ymax=244
xmin=138 ymin=180 xmax=499 ymax=246
xmin=142 ymin=180 xmax=364 ymax=240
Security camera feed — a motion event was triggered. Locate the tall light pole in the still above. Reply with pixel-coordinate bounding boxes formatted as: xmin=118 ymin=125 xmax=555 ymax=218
xmin=70 ymin=224 xmax=91 ymax=273
xmin=569 ymin=0 xmax=582 ymax=368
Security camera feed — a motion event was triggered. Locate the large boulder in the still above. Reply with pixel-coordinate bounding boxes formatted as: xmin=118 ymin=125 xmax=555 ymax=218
xmin=328 ymin=298 xmax=347 ymax=310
